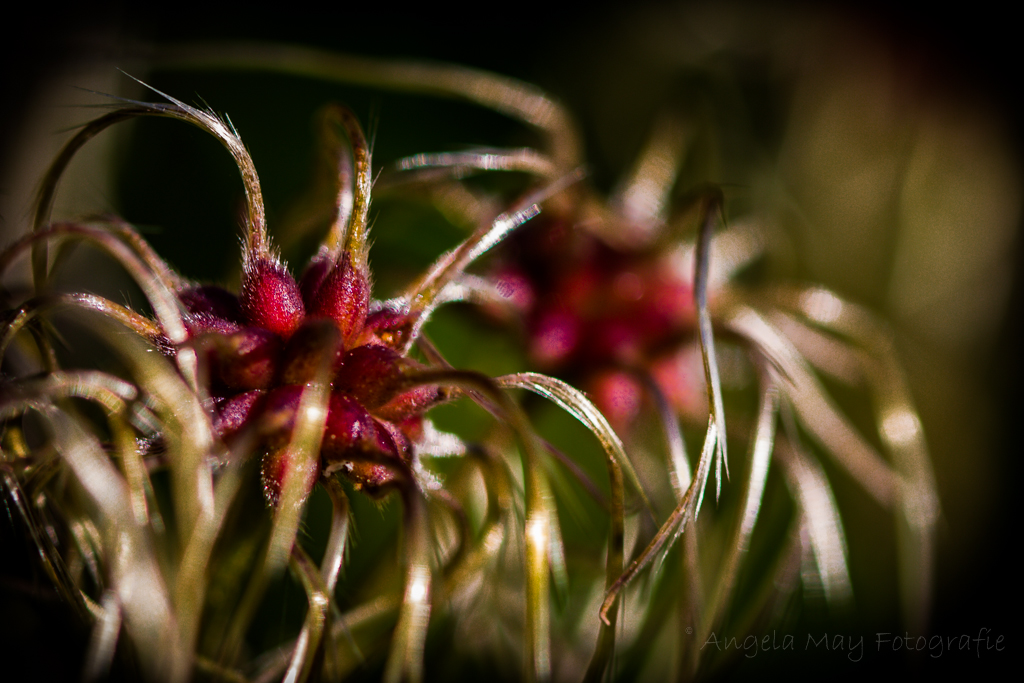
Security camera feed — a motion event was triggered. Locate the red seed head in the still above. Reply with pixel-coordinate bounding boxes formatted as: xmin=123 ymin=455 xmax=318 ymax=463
xmin=588 ymin=370 xmax=643 ymax=434
xmin=492 ymin=267 xmax=535 ymax=314
xmin=179 ymin=285 xmax=243 ymax=320
xmin=241 ymin=258 xmax=305 ymax=339
xmin=393 ymin=414 xmax=425 ymax=443
xmin=650 ymin=347 xmax=706 ymax=420
xmin=321 ymin=396 xmax=407 ymax=498
xmin=374 ymin=418 xmax=413 ymax=465
xmin=586 ymin=315 xmax=644 ymax=365
xmin=648 ymin=266 xmax=695 ymax=331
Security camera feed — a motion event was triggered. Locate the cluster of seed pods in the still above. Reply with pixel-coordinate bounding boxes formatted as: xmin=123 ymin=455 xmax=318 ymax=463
xmin=0 ymin=78 xmax=601 ymax=682
xmin=181 ymin=250 xmax=444 ymax=503
xmin=22 ymin=95 xmax=460 ymax=509
xmin=491 ymin=212 xmax=704 ymax=431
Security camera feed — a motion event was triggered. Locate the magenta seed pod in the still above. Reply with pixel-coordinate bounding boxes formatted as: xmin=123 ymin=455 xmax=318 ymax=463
xmin=279 ymin=318 xmax=344 ymax=385
xmin=214 ymin=327 xmax=283 ymax=391
xmin=212 ymin=389 xmax=265 ymax=443
xmin=306 ymin=252 xmax=369 ymax=348
xmin=320 ymin=393 xmax=379 ymax=461
xmin=241 ymin=258 xmax=305 ymax=340
xmin=332 ymin=344 xmax=410 ymax=409
xmin=179 ymin=285 xmax=243 ymax=332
